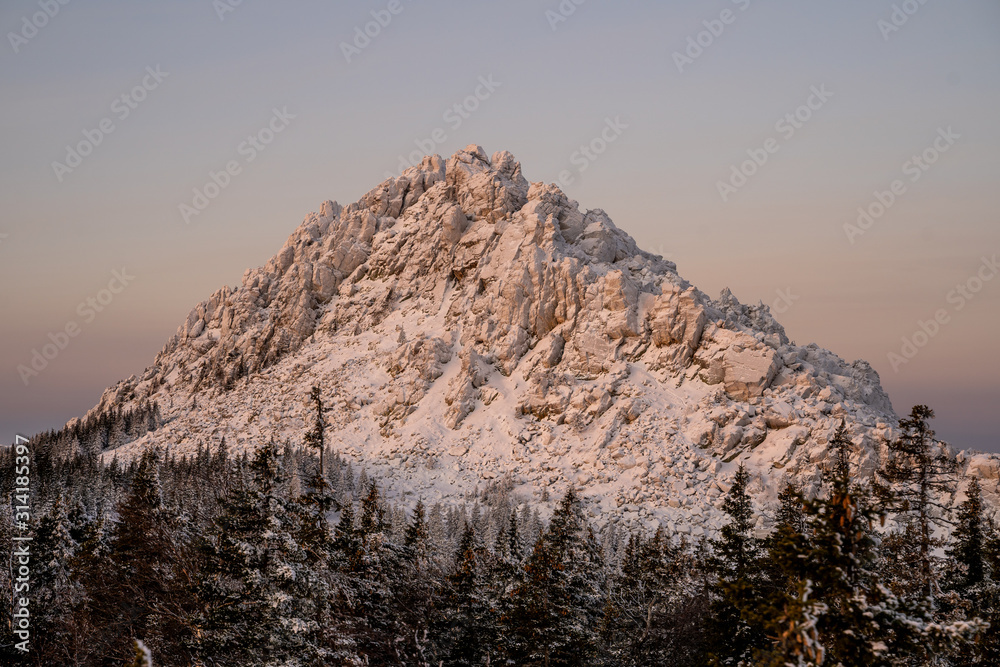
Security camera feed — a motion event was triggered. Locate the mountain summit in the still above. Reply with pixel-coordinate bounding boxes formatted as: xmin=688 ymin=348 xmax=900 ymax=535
xmin=86 ymin=145 xmax=996 ymax=532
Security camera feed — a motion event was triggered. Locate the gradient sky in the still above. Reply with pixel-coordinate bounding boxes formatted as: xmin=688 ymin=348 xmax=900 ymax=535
xmin=1 ymin=0 xmax=998 ymax=452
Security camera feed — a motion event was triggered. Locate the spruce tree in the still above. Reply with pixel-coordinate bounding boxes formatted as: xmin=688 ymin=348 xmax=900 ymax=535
xmin=93 ymin=449 xmax=195 ymax=664
xmin=762 ymin=482 xmax=807 ymax=593
xmin=507 ymin=489 xmax=604 ymax=666
xmin=32 ymin=497 xmax=85 ymax=664
xmin=485 ymin=509 xmax=524 ymax=661
xmin=759 ymin=424 xmax=983 ymax=666
xmin=948 ymin=477 xmax=986 ymax=591
xmin=761 ymin=430 xmax=889 ymax=665
xmin=434 ymin=522 xmax=496 ymax=665
xmin=341 ymin=479 xmax=407 ymax=662
xmin=708 ymin=463 xmax=766 ymax=665
xmin=876 ymin=405 xmax=958 ymax=601
xmin=296 ymin=390 xmax=336 ymax=562
xmin=193 ymin=441 xmax=317 ymax=664
xmin=304 ymin=383 xmax=328 ymax=477
xmin=334 ymin=501 xmax=363 ymax=571
xmin=404 ymin=499 xmax=430 ymax=557
xmin=944 ymin=478 xmax=998 ymax=663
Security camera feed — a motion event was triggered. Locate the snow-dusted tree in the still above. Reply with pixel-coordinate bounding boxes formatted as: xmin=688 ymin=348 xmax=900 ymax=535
xmin=947 ymin=477 xmax=986 ymax=591
xmin=31 ymin=497 xmax=86 ymax=664
xmin=759 ymin=429 xmax=889 ymax=665
xmin=404 ymin=498 xmax=430 ymax=559
xmin=943 ymin=477 xmax=999 ymax=663
xmin=485 ymin=509 xmax=525 ymax=658
xmin=336 ymin=479 xmax=414 ymax=662
xmin=707 ymin=463 xmax=767 ymax=664
xmin=506 ymin=489 xmax=605 ymax=666
xmin=295 ymin=390 xmax=336 ymax=563
xmin=876 ymin=405 xmax=959 ymax=601
xmin=303 ymin=384 xmax=328 ymax=476
xmin=761 ymin=482 xmax=808 ymax=595
xmin=93 ymin=449 xmax=198 ymax=664
xmin=194 ymin=441 xmax=321 ymax=664
xmin=760 ymin=423 xmax=983 ymax=666
xmin=599 ymin=530 xmax=712 ymax=665
xmin=127 ymin=638 xmax=153 ymax=667
xmin=432 ymin=522 xmax=498 ymax=665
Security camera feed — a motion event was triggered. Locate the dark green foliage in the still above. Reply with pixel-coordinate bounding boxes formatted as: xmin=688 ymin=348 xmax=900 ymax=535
xmin=876 ymin=405 xmax=959 ymax=600
xmin=432 ymin=523 xmax=497 ymax=665
xmin=948 ymin=477 xmax=986 ymax=591
xmin=303 ymin=384 xmax=328 ymax=475
xmin=0 ymin=403 xmax=994 ymax=665
xmin=598 ymin=531 xmax=712 ymax=665
xmin=707 ymin=463 xmax=767 ymax=665
xmin=757 ymin=422 xmax=982 ymax=666
xmin=505 ymin=489 xmax=605 ymax=666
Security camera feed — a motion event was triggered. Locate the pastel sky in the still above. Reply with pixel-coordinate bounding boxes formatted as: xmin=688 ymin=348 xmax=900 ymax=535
xmin=1 ymin=0 xmax=998 ymax=452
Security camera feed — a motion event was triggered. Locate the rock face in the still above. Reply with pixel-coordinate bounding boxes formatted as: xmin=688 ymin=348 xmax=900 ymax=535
xmin=84 ymin=145 xmax=997 ymax=530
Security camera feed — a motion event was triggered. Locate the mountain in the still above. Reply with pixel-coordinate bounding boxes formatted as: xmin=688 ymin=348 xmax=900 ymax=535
xmin=81 ymin=144 xmax=998 ymax=534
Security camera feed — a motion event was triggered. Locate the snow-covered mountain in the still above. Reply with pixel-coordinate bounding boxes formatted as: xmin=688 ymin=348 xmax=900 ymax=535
xmin=85 ymin=145 xmax=998 ymax=534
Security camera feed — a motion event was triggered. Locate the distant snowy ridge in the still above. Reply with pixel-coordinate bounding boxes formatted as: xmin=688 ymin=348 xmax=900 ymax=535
xmin=85 ymin=144 xmax=999 ymax=533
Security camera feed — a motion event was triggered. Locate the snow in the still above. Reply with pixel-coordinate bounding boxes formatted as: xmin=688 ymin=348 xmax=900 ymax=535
xmin=86 ymin=144 xmax=998 ymax=531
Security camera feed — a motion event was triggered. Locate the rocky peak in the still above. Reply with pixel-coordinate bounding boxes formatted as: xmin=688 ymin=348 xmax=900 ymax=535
xmin=80 ymin=144 xmax=994 ymax=533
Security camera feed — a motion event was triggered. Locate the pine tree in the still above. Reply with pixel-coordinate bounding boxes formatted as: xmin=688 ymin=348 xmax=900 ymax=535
xmin=716 ymin=464 xmax=762 ymax=580
xmin=944 ymin=477 xmax=998 ymax=663
xmin=32 ymin=496 xmax=85 ymax=664
xmin=506 ymin=489 xmax=604 ymax=666
xmin=948 ymin=477 xmax=986 ymax=591
xmin=90 ymin=449 xmax=196 ymax=664
xmin=296 ymin=390 xmax=336 ymax=561
xmin=359 ymin=478 xmax=388 ymax=538
xmin=193 ymin=441 xmax=317 ymax=665
xmin=762 ymin=482 xmax=807 ymax=592
xmin=396 ymin=499 xmax=439 ymax=664
xmin=338 ymin=479 xmax=408 ymax=662
xmin=434 ymin=522 xmax=497 ymax=665
xmin=304 ymin=384 xmax=328 ymax=477
xmin=707 ymin=463 xmax=766 ymax=665
xmin=334 ymin=501 xmax=363 ymax=571
xmin=761 ymin=430 xmax=888 ymax=665
xmin=404 ymin=498 xmax=430 ymax=561
xmin=975 ymin=520 xmax=1000 ymax=661
xmin=876 ymin=405 xmax=959 ymax=601
xmin=758 ymin=424 xmax=983 ymax=666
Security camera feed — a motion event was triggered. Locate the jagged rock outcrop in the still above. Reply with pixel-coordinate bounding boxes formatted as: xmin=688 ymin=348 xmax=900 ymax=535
xmin=83 ymin=145 xmax=998 ymax=531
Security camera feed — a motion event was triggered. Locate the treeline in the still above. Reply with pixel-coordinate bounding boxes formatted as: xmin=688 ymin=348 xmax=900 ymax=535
xmin=24 ymin=400 xmax=162 ymax=462
xmin=0 ymin=402 xmax=998 ymax=666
